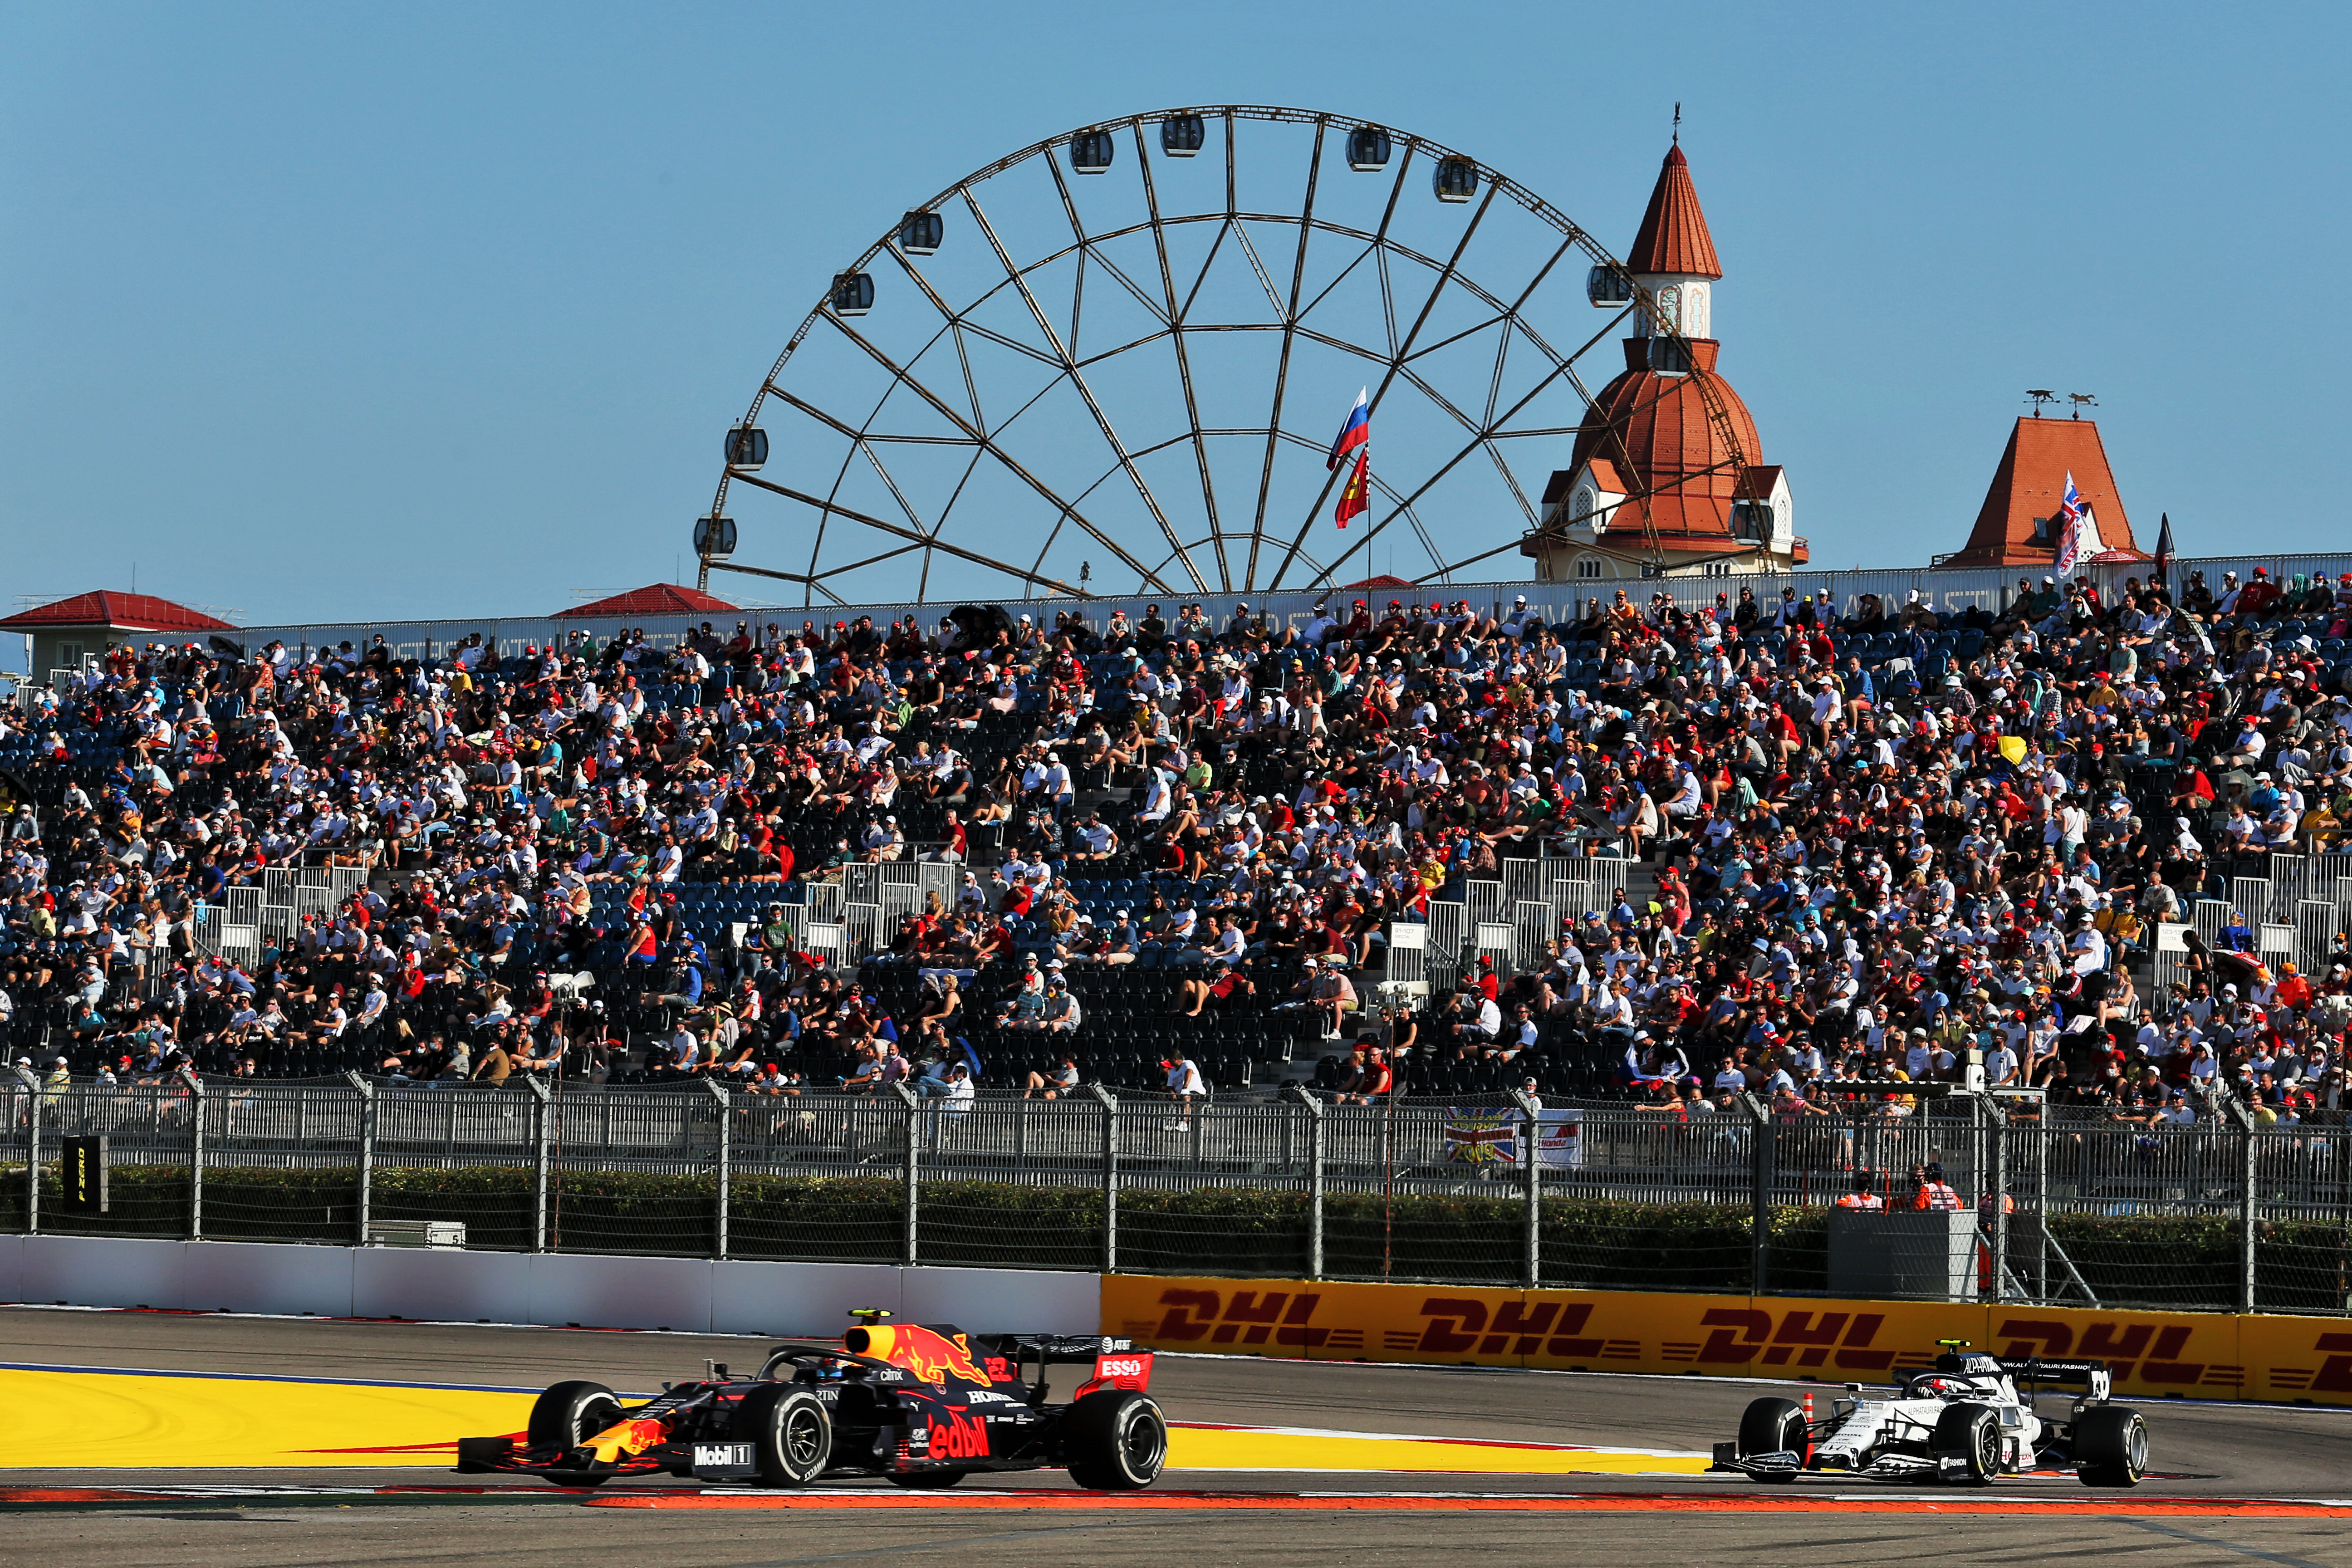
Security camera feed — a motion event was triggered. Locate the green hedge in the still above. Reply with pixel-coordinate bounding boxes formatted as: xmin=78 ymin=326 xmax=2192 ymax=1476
xmin=0 ymin=1162 xmax=2342 ymax=1308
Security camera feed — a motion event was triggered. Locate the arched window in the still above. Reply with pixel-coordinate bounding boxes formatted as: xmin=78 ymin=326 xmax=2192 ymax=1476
xmin=1575 ymin=557 xmax=1603 ymax=579
xmin=1573 ymin=487 xmax=1599 ymax=530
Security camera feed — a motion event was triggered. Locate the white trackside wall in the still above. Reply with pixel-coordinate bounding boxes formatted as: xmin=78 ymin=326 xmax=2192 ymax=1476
xmin=0 ymin=1234 xmax=1102 ymax=1336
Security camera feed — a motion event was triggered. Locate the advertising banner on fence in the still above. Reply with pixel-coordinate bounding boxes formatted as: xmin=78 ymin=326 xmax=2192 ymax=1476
xmin=1102 ymin=1274 xmax=2352 ymax=1409
xmin=1439 ymin=1109 xmax=1582 ymax=1167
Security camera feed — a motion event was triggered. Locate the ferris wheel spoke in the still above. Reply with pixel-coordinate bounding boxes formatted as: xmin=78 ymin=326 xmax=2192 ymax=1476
xmin=1306 ymin=296 xmax=1638 ymax=585
xmin=762 ymin=380 xmax=950 ymax=587
xmin=1129 ymin=122 xmax=1231 ymax=592
xmin=1074 ymin=328 xmax=1174 ymax=370
xmin=1173 ymin=218 xmax=1234 ymax=326
xmin=1483 ymin=318 xmax=1513 ymax=430
xmin=1224 ymin=220 xmax=1290 ymax=323
xmin=922 ymin=442 xmax=997 ymax=600
xmin=934 ymin=315 xmax=1063 ymax=371
xmin=1357 ymin=468 xmax=1444 ymax=573
xmin=730 ymin=470 xmax=1086 ymax=598
xmin=766 ymin=383 xmax=974 ymax=450
xmin=1290 ymin=233 xmax=1378 ymax=328
xmin=709 ymin=559 xmax=852 ymax=606
xmin=813 ymin=309 xmax=1174 ymax=593
xmin=1399 ymin=310 xmax=1512 ymax=367
xmin=878 ymin=251 xmax=1004 ymax=434
xmin=1243 ymin=117 xmax=1326 ymax=593
xmin=815 ymin=541 xmax=927 ymax=579
xmin=859 ymin=439 xmax=932 ymax=537
xmin=1028 ymin=510 xmax=1072 ymax=589
xmin=961 ymin=183 xmax=1207 ymax=594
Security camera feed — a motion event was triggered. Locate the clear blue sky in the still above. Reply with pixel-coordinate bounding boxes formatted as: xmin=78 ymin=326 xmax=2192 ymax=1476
xmin=3 ymin=1 xmax=2346 ymax=650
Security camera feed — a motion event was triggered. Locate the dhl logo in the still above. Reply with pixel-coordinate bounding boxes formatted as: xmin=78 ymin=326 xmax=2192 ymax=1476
xmin=1417 ymin=1298 xmax=1608 ymax=1358
xmin=1152 ymin=1289 xmax=1340 ymax=1348
xmin=1688 ymin=1309 xmax=1899 ymax=1370
xmin=1995 ymin=1318 xmax=2217 ymax=1386
xmin=926 ymin=1407 xmax=991 ymax=1460
xmin=2269 ymin=1331 xmax=2352 ymax=1395
xmin=582 ymin=1416 xmax=666 ymax=1464
xmin=846 ymin=1323 xmax=992 ymax=1386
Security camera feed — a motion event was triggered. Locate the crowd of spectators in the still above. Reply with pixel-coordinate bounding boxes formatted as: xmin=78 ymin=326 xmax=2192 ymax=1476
xmin=2 ymin=563 xmax=2350 ymax=1132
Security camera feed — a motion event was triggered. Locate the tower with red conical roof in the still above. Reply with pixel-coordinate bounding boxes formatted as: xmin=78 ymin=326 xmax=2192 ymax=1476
xmin=1523 ymin=133 xmax=1803 ymax=583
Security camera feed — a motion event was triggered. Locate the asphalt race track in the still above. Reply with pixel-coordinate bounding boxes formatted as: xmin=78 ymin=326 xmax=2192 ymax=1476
xmin=5 ymin=1305 xmax=2352 ymax=1566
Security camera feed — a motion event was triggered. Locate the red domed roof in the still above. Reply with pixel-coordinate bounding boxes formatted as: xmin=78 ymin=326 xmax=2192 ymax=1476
xmin=1568 ymin=350 xmax=1760 ymax=540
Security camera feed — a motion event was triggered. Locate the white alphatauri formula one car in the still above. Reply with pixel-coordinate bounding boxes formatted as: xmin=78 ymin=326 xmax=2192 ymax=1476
xmin=1710 ymin=1341 xmax=2150 ymax=1487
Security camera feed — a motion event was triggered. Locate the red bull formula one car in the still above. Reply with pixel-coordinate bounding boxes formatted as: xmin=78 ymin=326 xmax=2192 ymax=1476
xmin=456 ymin=1311 xmax=1167 ymax=1490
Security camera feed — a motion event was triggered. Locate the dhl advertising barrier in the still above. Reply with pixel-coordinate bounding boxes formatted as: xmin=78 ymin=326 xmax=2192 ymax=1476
xmin=1103 ymin=1275 xmax=2352 ymax=1409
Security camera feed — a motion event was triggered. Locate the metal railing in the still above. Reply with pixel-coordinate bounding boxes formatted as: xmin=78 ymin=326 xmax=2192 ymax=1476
xmin=4 ymin=1073 xmax=2343 ymax=1310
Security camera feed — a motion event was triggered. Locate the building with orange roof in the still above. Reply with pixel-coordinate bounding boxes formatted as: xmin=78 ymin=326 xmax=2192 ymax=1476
xmin=1523 ymin=136 xmax=1804 ymax=585
xmin=1936 ymin=414 xmax=2148 ymax=571
xmin=0 ymin=590 xmax=238 ymax=678
xmin=556 ymin=583 xmax=739 ymax=618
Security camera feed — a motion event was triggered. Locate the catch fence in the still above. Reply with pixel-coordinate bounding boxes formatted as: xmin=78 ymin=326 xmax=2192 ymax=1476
xmin=3 ymin=1073 xmax=2345 ymax=1313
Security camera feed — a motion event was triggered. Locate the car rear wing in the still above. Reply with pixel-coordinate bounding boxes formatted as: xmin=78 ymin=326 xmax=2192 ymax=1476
xmin=975 ymin=1334 xmax=1154 ymax=1396
xmin=1998 ymin=1357 xmax=2113 ymax=1400
xmin=975 ymin=1333 xmax=1141 ymax=1365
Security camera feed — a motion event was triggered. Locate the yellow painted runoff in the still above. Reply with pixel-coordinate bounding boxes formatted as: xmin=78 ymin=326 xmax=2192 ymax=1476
xmin=0 ymin=1367 xmax=532 ymax=1469
xmin=1168 ymin=1425 xmax=1705 ymax=1475
xmin=0 ymin=1367 xmax=1702 ymax=1475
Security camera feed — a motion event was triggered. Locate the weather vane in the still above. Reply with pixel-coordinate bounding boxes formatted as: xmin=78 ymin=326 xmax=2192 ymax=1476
xmin=2025 ymin=389 xmax=2058 ymax=417
xmin=1672 ymin=103 xmax=1681 ymax=144
xmin=2069 ymin=392 xmax=2097 ymax=420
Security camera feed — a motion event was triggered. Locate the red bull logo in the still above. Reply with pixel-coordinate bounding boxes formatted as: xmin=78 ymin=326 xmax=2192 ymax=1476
xmin=926 ymin=1407 xmax=991 ymax=1460
xmin=845 ymin=1323 xmax=991 ymax=1386
xmin=582 ymin=1416 xmax=666 ymax=1464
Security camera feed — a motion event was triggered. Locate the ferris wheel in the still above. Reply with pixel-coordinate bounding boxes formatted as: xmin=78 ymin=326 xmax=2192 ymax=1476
xmin=698 ymin=105 xmax=1730 ymax=608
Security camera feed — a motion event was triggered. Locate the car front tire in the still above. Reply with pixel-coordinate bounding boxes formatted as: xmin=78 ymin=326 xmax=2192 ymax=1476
xmin=1736 ymin=1396 xmax=1807 ymax=1482
xmin=733 ymin=1384 xmax=834 ymax=1487
xmin=2074 ymin=1406 xmax=2148 ymax=1488
xmin=527 ymin=1379 xmax=624 ymax=1488
xmin=1931 ymin=1403 xmax=2002 ymax=1485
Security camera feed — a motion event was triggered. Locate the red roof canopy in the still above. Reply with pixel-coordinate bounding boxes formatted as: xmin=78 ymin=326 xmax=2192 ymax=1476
xmin=1938 ymin=417 xmax=2143 ymax=569
xmin=0 ymin=591 xmax=236 ymax=633
xmin=1625 ymin=143 xmax=1723 ymax=279
xmin=557 ymin=583 xmax=740 ymax=618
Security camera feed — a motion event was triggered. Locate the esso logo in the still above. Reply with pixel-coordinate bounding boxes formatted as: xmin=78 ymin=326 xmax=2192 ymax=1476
xmin=1099 ymin=1357 xmax=1146 ymax=1379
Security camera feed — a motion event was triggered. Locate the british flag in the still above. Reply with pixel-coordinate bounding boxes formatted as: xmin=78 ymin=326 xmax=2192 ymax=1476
xmin=2059 ymin=471 xmax=2085 ymax=527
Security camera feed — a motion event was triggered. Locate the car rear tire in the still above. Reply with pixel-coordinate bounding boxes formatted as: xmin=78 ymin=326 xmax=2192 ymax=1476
xmin=2074 ymin=1406 xmax=2148 ymax=1488
xmin=1736 ymin=1396 xmax=1807 ymax=1482
xmin=889 ymin=1469 xmax=967 ymax=1489
xmin=733 ymin=1384 xmax=833 ymax=1487
xmin=1064 ymin=1391 xmax=1167 ymax=1490
xmin=527 ymin=1379 xmax=623 ymax=1488
xmin=1932 ymin=1403 xmax=2002 ymax=1485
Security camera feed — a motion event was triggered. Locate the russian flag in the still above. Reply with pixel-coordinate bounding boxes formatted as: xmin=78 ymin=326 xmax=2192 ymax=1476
xmin=1328 ymin=387 xmax=1370 ymax=470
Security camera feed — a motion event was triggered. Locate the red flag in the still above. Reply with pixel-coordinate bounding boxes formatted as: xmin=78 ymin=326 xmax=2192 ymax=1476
xmin=1335 ymin=450 xmax=1370 ymax=529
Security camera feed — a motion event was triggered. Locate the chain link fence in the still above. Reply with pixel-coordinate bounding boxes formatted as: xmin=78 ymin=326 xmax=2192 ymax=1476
xmin=4 ymin=1072 xmax=2347 ymax=1311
